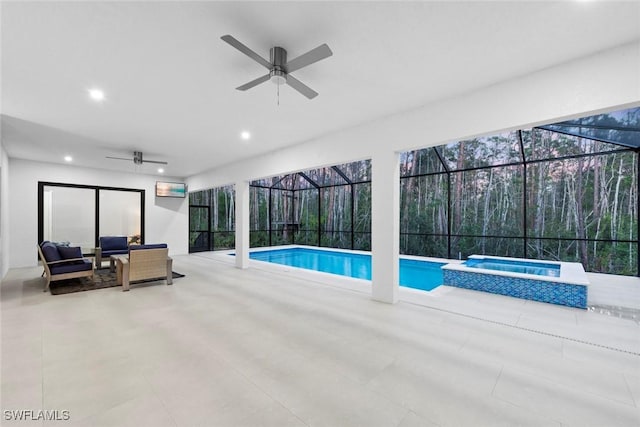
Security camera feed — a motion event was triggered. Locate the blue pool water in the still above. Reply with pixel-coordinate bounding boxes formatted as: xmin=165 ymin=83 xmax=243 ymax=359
xmin=464 ymin=257 xmax=560 ymax=277
xmin=248 ymin=248 xmax=445 ymax=291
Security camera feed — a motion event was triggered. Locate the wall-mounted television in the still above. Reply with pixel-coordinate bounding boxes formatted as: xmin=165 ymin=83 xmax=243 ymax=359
xmin=156 ymin=181 xmax=186 ymax=198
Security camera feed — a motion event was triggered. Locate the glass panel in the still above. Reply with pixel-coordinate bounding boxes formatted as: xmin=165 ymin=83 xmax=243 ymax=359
xmin=451 ymin=236 xmax=525 ymax=259
xmin=527 ymin=152 xmax=637 ymax=240
xmin=250 ymin=187 xmax=269 ymax=231
xmin=333 ymin=160 xmax=371 ymax=182
xmin=294 ymin=189 xmax=319 ymax=232
xmin=250 ymin=231 xmax=269 ymax=247
xmin=321 ymin=186 xmax=352 ymax=232
xmin=538 ymin=107 xmax=640 ymax=149
xmin=292 ymin=173 xmax=317 ymax=190
xmin=250 ymin=177 xmax=275 ymax=188
xmin=320 ymin=231 xmax=351 ymax=249
xmin=400 ymin=148 xmax=445 ymax=176
xmin=99 ymin=190 xmax=141 ymax=244
xmin=210 ymin=186 xmax=235 ymax=232
xmin=304 ymin=167 xmax=349 ymax=187
xmin=440 ymin=132 xmax=521 ymax=170
xmin=400 ymin=174 xmax=448 ymax=236
xmin=271 ymin=189 xmax=295 ymax=240
xmin=189 ymin=232 xmax=209 ymax=252
xmin=189 ymin=206 xmax=209 ymax=252
xmin=211 ymin=231 xmax=235 ymax=250
xmin=523 ymin=128 xmax=622 ymax=161
xmin=271 ymin=229 xmax=294 ymax=245
xmin=353 ymin=232 xmax=371 ymax=251
xmin=450 ymin=167 xmax=523 ymax=237
xmin=43 ymin=186 xmax=95 ymax=250
xmin=271 ymin=175 xmax=296 ymax=190
xmin=189 ymin=190 xmax=210 ymax=205
xmin=354 ymin=183 xmax=371 ymax=233
xmin=527 ymin=239 xmax=638 ymax=276
xmin=400 ymin=234 xmax=448 ymax=259
xmin=294 ymin=230 xmax=318 ymax=246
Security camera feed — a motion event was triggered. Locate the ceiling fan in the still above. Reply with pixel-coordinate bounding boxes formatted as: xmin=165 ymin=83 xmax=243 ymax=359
xmin=106 ymin=151 xmax=167 ymax=165
xmin=221 ymin=34 xmax=332 ymax=99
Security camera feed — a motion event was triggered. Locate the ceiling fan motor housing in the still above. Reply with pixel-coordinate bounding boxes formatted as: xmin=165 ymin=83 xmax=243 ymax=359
xmin=133 ymin=151 xmax=143 ymax=165
xmin=270 ymin=47 xmax=287 ymax=84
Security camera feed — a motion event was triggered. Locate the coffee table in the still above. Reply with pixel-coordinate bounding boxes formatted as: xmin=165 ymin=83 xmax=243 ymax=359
xmin=109 ymin=254 xmax=129 ymax=286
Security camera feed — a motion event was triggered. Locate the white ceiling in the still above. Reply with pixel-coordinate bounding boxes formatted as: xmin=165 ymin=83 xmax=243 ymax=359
xmin=2 ymin=1 xmax=639 ymax=178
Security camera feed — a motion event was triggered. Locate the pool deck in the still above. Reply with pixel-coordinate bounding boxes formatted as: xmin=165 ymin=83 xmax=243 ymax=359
xmin=217 ymin=246 xmax=639 ymax=319
xmin=2 ymin=252 xmax=639 ymax=426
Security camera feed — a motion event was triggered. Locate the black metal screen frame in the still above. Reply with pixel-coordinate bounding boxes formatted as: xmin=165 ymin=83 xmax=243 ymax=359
xmin=399 ymin=129 xmax=640 ymax=274
xmin=249 ymin=167 xmax=372 ymax=251
xmin=37 ymin=181 xmax=145 ymax=257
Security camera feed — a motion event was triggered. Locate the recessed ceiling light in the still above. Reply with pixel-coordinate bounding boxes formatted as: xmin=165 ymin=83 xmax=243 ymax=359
xmin=88 ymin=88 xmax=105 ymax=101
xmin=157 ymin=168 xmax=164 ymax=174
xmin=64 ymin=155 xmax=73 ymax=162
xmin=240 ymin=131 xmax=251 ymax=140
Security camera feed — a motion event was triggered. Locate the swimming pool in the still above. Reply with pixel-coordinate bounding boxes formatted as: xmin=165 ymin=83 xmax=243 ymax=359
xmin=248 ymin=247 xmax=445 ymax=291
xmin=464 ymin=258 xmax=560 ymax=277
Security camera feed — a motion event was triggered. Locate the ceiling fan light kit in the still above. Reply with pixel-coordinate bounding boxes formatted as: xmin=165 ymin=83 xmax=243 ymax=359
xmin=221 ymin=34 xmax=332 ymax=100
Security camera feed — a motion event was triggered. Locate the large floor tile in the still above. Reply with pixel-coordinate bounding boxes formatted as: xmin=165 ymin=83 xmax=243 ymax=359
xmin=2 ymin=254 xmax=639 ymax=427
xmin=493 ymin=366 xmax=640 ymax=426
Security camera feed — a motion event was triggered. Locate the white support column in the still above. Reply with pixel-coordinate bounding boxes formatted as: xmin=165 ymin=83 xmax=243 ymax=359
xmin=235 ymin=180 xmax=250 ymax=269
xmin=371 ymin=150 xmax=400 ymax=303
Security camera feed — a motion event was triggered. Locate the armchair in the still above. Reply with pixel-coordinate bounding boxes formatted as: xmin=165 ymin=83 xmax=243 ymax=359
xmin=37 ymin=242 xmax=94 ymax=292
xmin=116 ymin=244 xmax=173 ymax=291
xmin=95 ymin=236 xmax=129 ymax=267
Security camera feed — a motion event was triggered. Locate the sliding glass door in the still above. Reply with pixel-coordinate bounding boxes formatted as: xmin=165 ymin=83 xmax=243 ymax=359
xmin=42 ymin=185 xmax=95 ymax=250
xmin=38 ymin=182 xmax=145 ymax=254
xmin=99 ymin=190 xmax=142 ymax=244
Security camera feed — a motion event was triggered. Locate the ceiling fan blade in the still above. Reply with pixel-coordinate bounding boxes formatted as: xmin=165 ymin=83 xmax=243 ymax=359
xmin=142 ymin=159 xmax=168 ymax=165
xmin=236 ymin=73 xmax=270 ymax=91
xmin=221 ymin=35 xmax=272 ymax=70
xmin=106 ymin=156 xmax=132 ymax=161
xmin=285 ymin=44 xmax=332 ymax=73
xmin=286 ymin=75 xmax=318 ymax=99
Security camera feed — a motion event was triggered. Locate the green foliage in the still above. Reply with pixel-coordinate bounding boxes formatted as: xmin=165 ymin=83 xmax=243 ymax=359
xmin=399 ymin=128 xmax=638 ymax=275
xmin=192 ymin=131 xmax=638 ymax=275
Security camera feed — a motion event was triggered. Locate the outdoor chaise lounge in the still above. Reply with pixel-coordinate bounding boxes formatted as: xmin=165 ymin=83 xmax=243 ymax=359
xmin=115 ymin=244 xmax=172 ymax=291
xmin=37 ymin=242 xmax=94 ymax=292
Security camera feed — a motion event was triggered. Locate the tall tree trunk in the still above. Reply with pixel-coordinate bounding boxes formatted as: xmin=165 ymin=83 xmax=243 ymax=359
xmin=401 ymin=151 xmax=418 ymax=250
xmin=612 ymin=157 xmax=624 ymax=241
xmin=213 ymin=188 xmax=219 ymax=232
xmin=575 ymin=156 xmax=589 ymax=267
xmin=454 ymin=144 xmax=465 ymax=235
xmin=481 ymin=169 xmax=494 ymax=253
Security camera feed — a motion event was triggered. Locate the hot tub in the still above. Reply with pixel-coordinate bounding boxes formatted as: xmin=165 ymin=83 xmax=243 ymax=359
xmin=441 ymin=255 xmax=589 ymax=309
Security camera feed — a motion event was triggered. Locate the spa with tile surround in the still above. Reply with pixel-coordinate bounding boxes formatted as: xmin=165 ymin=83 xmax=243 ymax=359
xmin=442 ymin=255 xmax=589 ymax=309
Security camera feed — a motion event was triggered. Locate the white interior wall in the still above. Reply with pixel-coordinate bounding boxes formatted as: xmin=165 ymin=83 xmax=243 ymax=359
xmin=0 ymin=142 xmax=10 ymax=279
xmin=8 ymin=159 xmax=188 ymax=268
xmin=188 ymin=41 xmax=640 ymax=190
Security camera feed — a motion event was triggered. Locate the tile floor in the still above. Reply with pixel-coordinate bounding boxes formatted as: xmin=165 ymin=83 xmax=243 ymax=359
xmin=1 ymin=253 xmax=639 ymax=426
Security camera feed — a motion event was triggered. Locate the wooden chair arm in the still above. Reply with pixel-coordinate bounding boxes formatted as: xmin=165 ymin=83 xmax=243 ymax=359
xmin=46 ymin=257 xmax=88 ymax=265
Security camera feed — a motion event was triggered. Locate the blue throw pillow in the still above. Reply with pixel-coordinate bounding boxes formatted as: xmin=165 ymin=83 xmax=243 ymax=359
xmin=58 ymin=246 xmax=82 ymax=260
xmin=41 ymin=242 xmax=62 ymax=262
xmin=101 ymin=236 xmax=128 ymax=251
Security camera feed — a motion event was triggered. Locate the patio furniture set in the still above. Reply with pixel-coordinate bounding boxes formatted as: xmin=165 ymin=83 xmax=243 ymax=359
xmin=37 ymin=236 xmax=172 ymax=292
